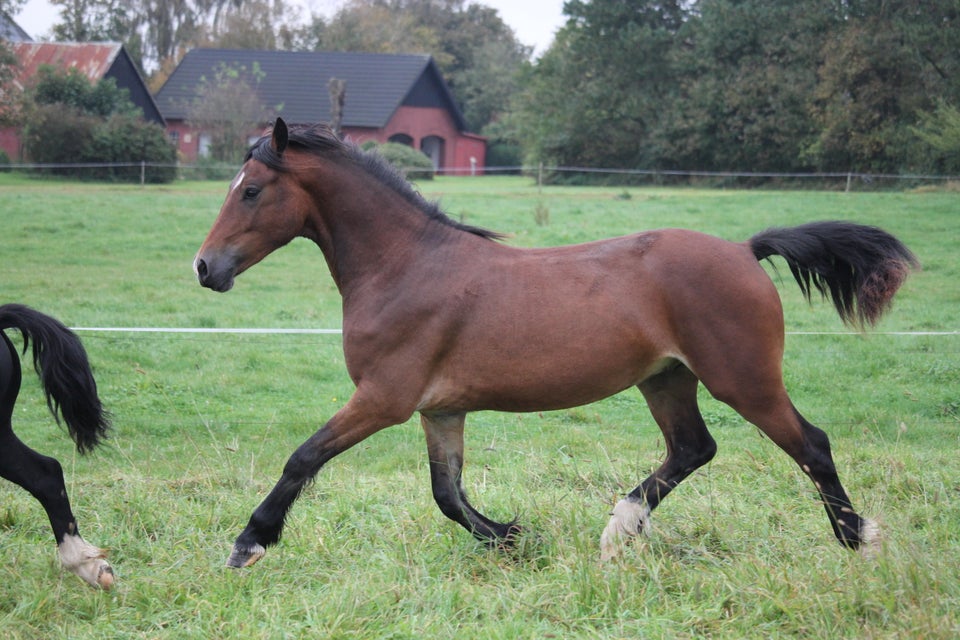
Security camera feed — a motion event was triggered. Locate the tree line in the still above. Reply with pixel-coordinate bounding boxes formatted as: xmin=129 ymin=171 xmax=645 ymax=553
xmin=2 ymin=0 xmax=959 ymax=180
xmin=512 ymin=0 xmax=960 ymax=179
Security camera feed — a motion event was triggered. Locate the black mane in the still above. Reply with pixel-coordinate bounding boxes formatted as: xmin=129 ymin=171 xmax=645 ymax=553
xmin=247 ymin=123 xmax=504 ymax=241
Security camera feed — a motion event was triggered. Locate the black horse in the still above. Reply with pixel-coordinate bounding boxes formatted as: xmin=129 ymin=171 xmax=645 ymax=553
xmin=0 ymin=304 xmax=114 ymax=588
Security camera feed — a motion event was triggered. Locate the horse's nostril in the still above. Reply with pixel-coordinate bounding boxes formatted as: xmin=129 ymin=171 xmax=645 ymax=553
xmin=196 ymin=258 xmax=208 ymax=279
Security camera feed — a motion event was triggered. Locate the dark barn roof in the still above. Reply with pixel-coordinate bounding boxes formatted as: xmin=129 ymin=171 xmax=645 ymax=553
xmin=0 ymin=11 xmax=32 ymax=42
xmin=155 ymin=49 xmax=469 ymax=131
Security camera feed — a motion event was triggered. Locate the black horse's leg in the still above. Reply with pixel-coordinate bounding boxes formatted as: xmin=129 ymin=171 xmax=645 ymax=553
xmin=699 ymin=350 xmax=878 ymax=555
xmin=601 ymin=363 xmax=716 ymax=559
xmin=0 ymin=430 xmax=112 ymax=580
xmin=0 ymin=337 xmax=112 ymax=587
xmin=792 ymin=409 xmax=876 ymax=550
xmin=737 ymin=400 xmax=877 ymax=552
xmin=228 ymin=393 xmax=407 ymax=568
xmin=420 ymin=412 xmax=519 ymax=543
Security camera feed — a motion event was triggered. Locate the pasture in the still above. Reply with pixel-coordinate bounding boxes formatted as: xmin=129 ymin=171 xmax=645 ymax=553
xmin=1 ymin=173 xmax=957 ymax=638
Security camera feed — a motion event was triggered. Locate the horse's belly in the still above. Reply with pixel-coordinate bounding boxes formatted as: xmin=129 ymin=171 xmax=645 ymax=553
xmin=417 ymin=340 xmax=671 ymax=413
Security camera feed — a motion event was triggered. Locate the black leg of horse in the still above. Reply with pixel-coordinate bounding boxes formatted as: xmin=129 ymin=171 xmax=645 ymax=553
xmin=601 ymin=363 xmax=717 ymax=559
xmin=0 ymin=344 xmax=112 ymax=587
xmin=420 ymin=412 xmax=520 ymax=543
xmin=228 ymin=395 xmax=403 ymax=568
xmin=789 ymin=408 xmax=876 ymax=550
xmin=714 ymin=378 xmax=878 ymax=554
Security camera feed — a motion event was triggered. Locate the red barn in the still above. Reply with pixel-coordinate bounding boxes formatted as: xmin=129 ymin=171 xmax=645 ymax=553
xmin=155 ymin=49 xmax=486 ymax=175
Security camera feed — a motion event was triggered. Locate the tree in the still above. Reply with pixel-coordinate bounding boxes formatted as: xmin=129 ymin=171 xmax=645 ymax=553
xmin=513 ymin=0 xmax=959 ymax=180
xmin=185 ymin=62 xmax=273 ymax=163
xmin=51 ymin=0 xmax=128 ymax=41
xmin=0 ymin=0 xmax=27 ymax=126
xmin=808 ymin=17 xmax=927 ymax=173
xmin=19 ymin=66 xmax=176 ymax=181
xmin=317 ymin=0 xmax=530 ymax=133
xmin=912 ymin=101 xmax=960 ymax=175
xmin=806 ymin=1 xmax=960 ymax=173
xmin=211 ymin=0 xmax=307 ymax=51
xmin=46 ymin=1 xmax=305 ymax=79
xmin=660 ymin=0 xmax=830 ymax=173
xmin=30 ymin=65 xmax=138 ymax=118
xmin=320 ymin=1 xmax=444 ymax=58
xmin=514 ymin=0 xmax=687 ymax=173
xmin=328 ymin=77 xmax=345 ymax=136
xmin=0 ymin=40 xmax=20 ymax=127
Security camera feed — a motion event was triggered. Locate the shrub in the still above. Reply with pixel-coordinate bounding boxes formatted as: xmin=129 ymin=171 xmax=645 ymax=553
xmin=22 ymin=105 xmax=176 ymax=183
xmin=190 ymin=156 xmax=241 ymax=181
xmin=21 ymin=106 xmax=97 ymax=177
xmin=485 ymin=141 xmax=523 ymax=173
xmin=20 ymin=66 xmax=176 ymax=183
xmin=366 ymin=141 xmax=434 ymax=180
xmin=90 ymin=115 xmax=178 ymax=183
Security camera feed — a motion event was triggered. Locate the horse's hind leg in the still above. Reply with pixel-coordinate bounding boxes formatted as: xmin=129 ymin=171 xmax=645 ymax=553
xmin=702 ymin=356 xmax=879 ymax=556
xmin=0 ymin=427 xmax=114 ymax=588
xmin=601 ymin=363 xmax=717 ymax=560
xmin=420 ymin=412 xmax=520 ymax=543
xmin=732 ymin=393 xmax=878 ymax=554
xmin=0 ymin=340 xmax=113 ymax=589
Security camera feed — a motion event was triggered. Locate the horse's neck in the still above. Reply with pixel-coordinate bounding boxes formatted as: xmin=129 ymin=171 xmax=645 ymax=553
xmin=310 ymin=175 xmax=453 ymax=295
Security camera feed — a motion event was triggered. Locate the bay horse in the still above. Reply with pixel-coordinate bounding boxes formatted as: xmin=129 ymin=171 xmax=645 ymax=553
xmin=194 ymin=118 xmax=918 ymax=568
xmin=0 ymin=304 xmax=114 ymax=588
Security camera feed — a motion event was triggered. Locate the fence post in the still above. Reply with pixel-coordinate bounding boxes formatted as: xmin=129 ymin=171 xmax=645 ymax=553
xmin=141 ymin=161 xmax=146 ymax=187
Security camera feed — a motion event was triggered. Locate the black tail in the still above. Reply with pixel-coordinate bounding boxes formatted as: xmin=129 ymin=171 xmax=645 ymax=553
xmin=749 ymin=221 xmax=919 ymax=328
xmin=0 ymin=304 xmax=110 ymax=453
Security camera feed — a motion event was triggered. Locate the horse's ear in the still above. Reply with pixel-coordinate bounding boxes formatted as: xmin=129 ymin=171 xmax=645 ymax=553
xmin=272 ymin=118 xmax=288 ymax=155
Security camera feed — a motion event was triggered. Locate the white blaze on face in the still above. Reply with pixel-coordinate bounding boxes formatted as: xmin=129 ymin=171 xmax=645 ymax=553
xmin=230 ymin=170 xmax=246 ymax=194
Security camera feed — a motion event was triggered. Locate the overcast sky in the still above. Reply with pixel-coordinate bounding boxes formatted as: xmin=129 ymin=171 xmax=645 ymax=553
xmin=14 ymin=0 xmax=567 ymax=56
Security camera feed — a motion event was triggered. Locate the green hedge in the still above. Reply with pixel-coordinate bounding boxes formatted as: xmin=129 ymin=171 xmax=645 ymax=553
xmin=22 ymin=105 xmax=177 ymax=183
xmin=362 ymin=141 xmax=434 ymax=180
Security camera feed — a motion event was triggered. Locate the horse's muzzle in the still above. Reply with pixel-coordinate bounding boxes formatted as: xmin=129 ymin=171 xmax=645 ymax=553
xmin=193 ymin=253 xmax=235 ymax=292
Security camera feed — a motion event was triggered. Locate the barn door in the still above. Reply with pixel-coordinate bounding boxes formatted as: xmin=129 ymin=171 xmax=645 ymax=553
xmin=420 ymin=136 xmax=445 ymax=172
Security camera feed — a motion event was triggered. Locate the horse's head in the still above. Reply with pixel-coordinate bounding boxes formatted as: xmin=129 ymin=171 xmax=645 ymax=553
xmin=194 ymin=118 xmax=310 ymax=292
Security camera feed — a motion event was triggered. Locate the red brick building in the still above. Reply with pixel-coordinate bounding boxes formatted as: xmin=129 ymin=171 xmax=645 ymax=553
xmin=155 ymin=49 xmax=485 ymax=175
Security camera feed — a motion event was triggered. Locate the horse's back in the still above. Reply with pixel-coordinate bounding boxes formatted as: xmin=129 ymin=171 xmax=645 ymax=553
xmin=411 ymin=228 xmax=780 ymax=413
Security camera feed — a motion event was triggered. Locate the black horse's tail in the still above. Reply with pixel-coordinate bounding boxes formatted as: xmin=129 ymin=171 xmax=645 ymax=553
xmin=0 ymin=304 xmax=110 ymax=453
xmin=749 ymin=221 xmax=919 ymax=328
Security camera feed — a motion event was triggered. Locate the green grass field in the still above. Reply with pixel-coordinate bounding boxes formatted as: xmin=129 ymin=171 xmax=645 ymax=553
xmin=0 ymin=173 xmax=957 ymax=638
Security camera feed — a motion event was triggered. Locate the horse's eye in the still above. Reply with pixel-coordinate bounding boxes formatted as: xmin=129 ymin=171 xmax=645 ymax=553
xmin=243 ymin=186 xmax=261 ymax=200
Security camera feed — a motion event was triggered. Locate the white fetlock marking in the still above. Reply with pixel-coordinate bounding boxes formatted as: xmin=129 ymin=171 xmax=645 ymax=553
xmin=59 ymin=534 xmax=114 ymax=589
xmin=858 ymin=518 xmax=881 ymax=559
xmin=242 ymin=544 xmax=266 ymax=567
xmin=600 ymin=499 xmax=651 ymax=561
xmin=227 ymin=543 xmax=266 ymax=568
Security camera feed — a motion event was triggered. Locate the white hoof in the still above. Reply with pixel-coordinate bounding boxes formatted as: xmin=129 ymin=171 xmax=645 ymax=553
xmin=858 ymin=518 xmax=881 ymax=559
xmin=59 ymin=534 xmax=114 ymax=589
xmin=600 ymin=499 xmax=650 ymax=561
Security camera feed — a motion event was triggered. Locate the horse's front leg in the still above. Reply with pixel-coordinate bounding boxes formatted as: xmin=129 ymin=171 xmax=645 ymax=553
xmin=228 ymin=393 xmax=410 ymax=568
xmin=421 ymin=412 xmax=519 ymax=543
